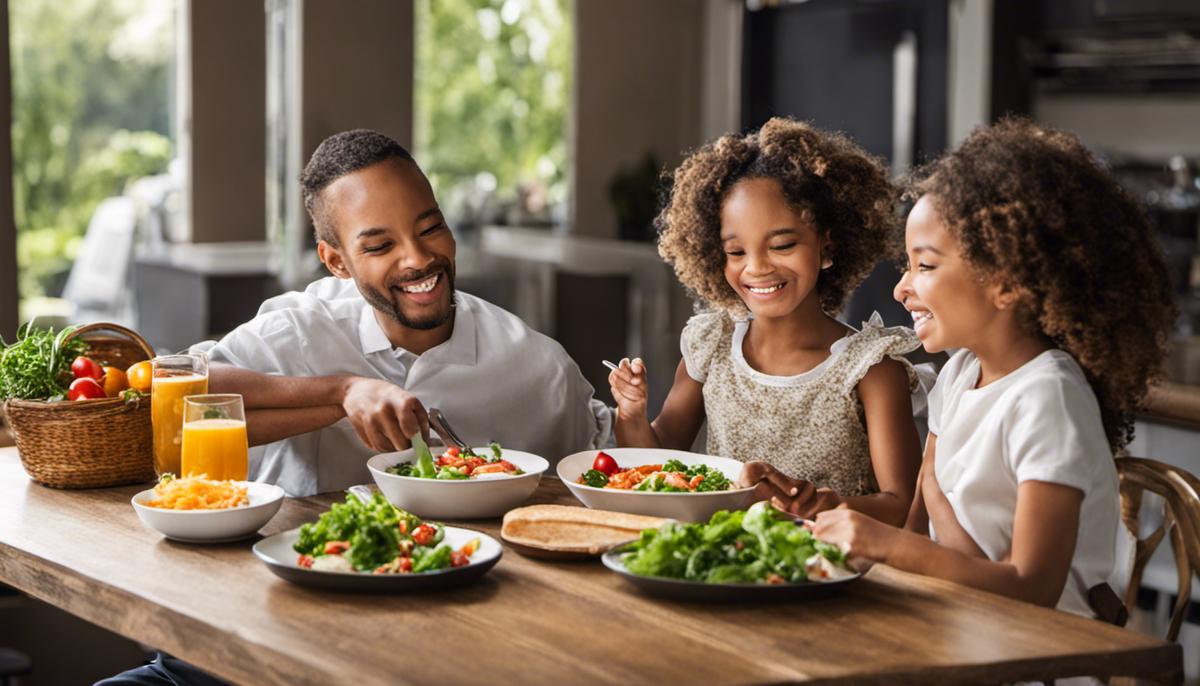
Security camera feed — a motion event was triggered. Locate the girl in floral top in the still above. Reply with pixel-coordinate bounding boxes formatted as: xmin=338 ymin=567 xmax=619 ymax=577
xmin=609 ymin=118 xmax=922 ymax=526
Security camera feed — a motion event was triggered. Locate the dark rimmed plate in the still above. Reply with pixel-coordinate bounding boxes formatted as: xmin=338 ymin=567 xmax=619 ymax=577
xmin=253 ymin=526 xmax=502 ymax=592
xmin=601 ymin=545 xmax=861 ymax=601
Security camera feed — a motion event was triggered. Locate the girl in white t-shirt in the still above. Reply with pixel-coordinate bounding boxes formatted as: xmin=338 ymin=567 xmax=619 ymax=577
xmin=608 ymin=118 xmax=922 ymax=527
xmin=813 ymin=118 xmax=1176 ymax=618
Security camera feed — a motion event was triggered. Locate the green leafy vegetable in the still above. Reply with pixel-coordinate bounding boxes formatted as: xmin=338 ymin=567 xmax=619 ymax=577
xmin=412 ymin=433 xmax=438 ymax=479
xmin=620 ymin=502 xmax=849 ymax=584
xmin=0 ymin=322 xmax=89 ymax=401
xmin=294 ymin=493 xmax=459 ymax=573
xmin=489 ymin=441 xmax=503 ymax=462
xmin=581 ymin=469 xmax=609 ymax=488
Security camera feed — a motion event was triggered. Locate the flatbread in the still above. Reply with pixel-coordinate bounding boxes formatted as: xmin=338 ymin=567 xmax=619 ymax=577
xmin=501 ymin=504 xmax=667 ymax=556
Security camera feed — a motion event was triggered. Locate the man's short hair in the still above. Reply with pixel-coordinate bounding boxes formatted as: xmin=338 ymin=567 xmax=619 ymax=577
xmin=301 ymin=129 xmax=415 ymax=246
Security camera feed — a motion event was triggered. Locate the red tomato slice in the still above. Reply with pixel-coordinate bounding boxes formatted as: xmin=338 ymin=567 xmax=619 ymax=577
xmin=68 ymin=377 xmax=106 ymax=401
xmin=592 ymin=451 xmax=619 ymax=476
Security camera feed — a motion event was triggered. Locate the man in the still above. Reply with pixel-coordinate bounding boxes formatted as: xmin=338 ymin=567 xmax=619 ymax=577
xmin=206 ymin=129 xmax=610 ymax=496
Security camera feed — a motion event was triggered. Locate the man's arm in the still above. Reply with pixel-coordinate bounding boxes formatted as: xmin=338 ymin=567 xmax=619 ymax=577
xmin=245 ymin=406 xmax=345 ymax=446
xmin=209 ymin=364 xmax=429 ymax=452
xmin=209 ymin=363 xmax=350 ymax=409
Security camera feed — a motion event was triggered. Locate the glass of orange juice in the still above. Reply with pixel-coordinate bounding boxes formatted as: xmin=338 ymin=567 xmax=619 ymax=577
xmin=151 ymin=353 xmax=209 ymax=476
xmin=181 ymin=394 xmax=248 ymax=481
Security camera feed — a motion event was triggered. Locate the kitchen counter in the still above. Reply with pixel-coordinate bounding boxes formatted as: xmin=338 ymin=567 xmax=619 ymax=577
xmin=0 ymin=447 xmax=1181 ymax=685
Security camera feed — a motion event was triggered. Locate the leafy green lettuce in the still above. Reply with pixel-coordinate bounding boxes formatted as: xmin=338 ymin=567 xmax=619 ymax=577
xmin=622 ymin=501 xmax=848 ymax=584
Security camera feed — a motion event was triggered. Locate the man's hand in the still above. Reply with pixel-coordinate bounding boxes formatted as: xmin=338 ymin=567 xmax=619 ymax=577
xmin=341 ymin=377 xmax=429 ymax=452
xmin=739 ymin=461 xmax=842 ymax=519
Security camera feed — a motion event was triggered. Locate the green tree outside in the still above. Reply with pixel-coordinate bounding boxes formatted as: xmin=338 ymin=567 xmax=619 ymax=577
xmin=414 ymin=0 xmax=571 ymax=217
xmin=11 ymin=0 xmax=173 ymax=304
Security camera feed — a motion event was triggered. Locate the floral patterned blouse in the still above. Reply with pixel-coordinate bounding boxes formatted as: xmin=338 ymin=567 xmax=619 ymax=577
xmin=681 ymin=311 xmax=919 ymax=496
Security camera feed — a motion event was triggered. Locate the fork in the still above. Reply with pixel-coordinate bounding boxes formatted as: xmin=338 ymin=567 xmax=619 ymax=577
xmin=428 ymin=408 xmax=469 ymax=452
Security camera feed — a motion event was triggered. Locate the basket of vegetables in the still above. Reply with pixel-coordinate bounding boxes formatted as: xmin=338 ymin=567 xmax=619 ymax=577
xmin=1 ymin=322 xmax=156 ymax=488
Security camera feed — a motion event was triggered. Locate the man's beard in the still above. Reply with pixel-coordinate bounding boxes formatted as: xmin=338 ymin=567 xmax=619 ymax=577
xmin=360 ymin=262 xmax=456 ymax=331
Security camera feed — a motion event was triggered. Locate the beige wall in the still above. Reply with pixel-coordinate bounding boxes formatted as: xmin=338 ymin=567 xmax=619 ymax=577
xmin=0 ymin=0 xmax=16 ymax=339
xmin=572 ymin=1 xmax=707 ymax=239
xmin=301 ymin=1 xmax=414 ymax=161
xmin=188 ymin=0 xmax=266 ymax=243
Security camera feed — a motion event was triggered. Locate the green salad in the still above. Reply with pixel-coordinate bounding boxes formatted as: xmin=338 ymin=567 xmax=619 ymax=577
xmin=619 ymin=501 xmax=852 ymax=584
xmin=386 ymin=436 xmax=522 ymax=480
xmin=293 ymin=493 xmax=477 ymax=574
xmin=579 ymin=458 xmax=732 ymax=492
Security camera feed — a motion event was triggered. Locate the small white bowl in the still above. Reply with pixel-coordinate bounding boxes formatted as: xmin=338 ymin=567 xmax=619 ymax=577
xmin=367 ymin=447 xmax=548 ymax=519
xmin=557 ymin=448 xmax=755 ymax=522
xmin=131 ymin=481 xmax=285 ymax=543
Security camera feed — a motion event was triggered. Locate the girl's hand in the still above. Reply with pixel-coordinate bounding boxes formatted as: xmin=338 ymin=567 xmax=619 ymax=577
xmin=812 ymin=506 xmax=900 ymax=566
xmin=608 ymin=357 xmax=649 ymax=422
xmin=739 ymin=461 xmax=842 ymax=518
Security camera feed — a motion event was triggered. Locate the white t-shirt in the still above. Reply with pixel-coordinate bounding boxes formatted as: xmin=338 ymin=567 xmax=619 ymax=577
xmin=927 ymin=349 xmax=1128 ymax=618
xmin=206 ymin=276 xmax=612 ymax=496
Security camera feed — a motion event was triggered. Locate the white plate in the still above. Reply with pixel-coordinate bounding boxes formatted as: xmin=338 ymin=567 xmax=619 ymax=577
xmin=131 ymin=481 xmax=285 ymax=543
xmin=367 ymin=447 xmax=548 ymax=519
xmin=557 ymin=448 xmax=755 ymax=522
xmin=253 ymin=526 xmax=503 ymax=591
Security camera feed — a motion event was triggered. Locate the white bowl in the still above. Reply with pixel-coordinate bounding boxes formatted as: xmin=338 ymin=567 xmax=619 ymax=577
xmin=131 ymin=481 xmax=285 ymax=543
xmin=557 ymin=448 xmax=755 ymax=522
xmin=367 ymin=447 xmax=548 ymax=519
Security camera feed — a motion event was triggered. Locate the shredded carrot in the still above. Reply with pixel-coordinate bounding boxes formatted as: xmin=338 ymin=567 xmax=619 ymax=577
xmin=146 ymin=475 xmax=249 ymax=510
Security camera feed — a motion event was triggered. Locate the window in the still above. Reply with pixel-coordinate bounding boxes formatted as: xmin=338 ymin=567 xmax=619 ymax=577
xmin=11 ymin=0 xmax=175 ymax=323
xmin=413 ymin=0 xmax=572 ymax=228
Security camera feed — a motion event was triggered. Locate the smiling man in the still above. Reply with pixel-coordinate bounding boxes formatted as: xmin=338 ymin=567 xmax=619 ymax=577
xmin=205 ymin=129 xmax=611 ymax=496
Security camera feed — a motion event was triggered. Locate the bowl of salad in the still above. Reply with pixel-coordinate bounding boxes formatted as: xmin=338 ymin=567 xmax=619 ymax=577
xmin=252 ymin=492 xmax=502 ymax=591
xmin=602 ymin=501 xmax=859 ymax=600
xmin=367 ymin=437 xmax=549 ymax=519
xmin=557 ymin=448 xmax=754 ymax=522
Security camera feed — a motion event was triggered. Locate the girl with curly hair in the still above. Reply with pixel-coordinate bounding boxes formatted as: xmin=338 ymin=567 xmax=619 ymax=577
xmin=608 ymin=117 xmax=923 ymax=526
xmin=813 ymin=118 xmax=1176 ymax=618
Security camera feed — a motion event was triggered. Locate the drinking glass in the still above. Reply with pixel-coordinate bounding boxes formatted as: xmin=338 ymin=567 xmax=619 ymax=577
xmin=151 ymin=353 xmax=209 ymax=476
xmin=181 ymin=394 xmax=248 ymax=481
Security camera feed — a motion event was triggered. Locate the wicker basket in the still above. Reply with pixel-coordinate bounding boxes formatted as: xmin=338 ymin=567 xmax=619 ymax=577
xmin=4 ymin=323 xmax=156 ymax=488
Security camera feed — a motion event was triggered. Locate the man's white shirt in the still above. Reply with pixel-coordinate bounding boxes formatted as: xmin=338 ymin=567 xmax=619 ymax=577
xmin=206 ymin=276 xmax=612 ymax=496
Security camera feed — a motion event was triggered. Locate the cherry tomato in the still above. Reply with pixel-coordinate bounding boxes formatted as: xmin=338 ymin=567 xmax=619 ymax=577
xmin=323 ymin=540 xmax=351 ymax=555
xmin=592 ymin=451 xmax=619 ymax=476
xmin=102 ymin=366 xmax=129 ymax=397
xmin=296 ymin=554 xmax=315 ymax=568
xmin=446 ymin=446 xmax=461 ymax=458
xmin=68 ymin=377 xmax=106 ymax=401
xmin=412 ymin=524 xmax=437 ymax=546
xmin=398 ymin=557 xmax=413 ymax=573
xmin=450 ymin=551 xmax=469 ymax=568
xmin=71 ymin=356 xmax=103 ymax=381
xmin=126 ymin=360 xmax=153 ymax=393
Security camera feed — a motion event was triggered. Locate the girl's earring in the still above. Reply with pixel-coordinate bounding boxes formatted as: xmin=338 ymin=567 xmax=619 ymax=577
xmin=821 ymin=257 xmax=833 ymax=270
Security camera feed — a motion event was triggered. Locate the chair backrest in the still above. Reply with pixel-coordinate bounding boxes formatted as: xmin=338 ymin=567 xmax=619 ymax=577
xmin=1116 ymin=456 xmax=1200 ymax=642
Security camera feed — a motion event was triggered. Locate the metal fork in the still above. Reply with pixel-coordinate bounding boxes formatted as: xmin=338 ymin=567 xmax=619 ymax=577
xmin=428 ymin=408 xmax=469 ymax=451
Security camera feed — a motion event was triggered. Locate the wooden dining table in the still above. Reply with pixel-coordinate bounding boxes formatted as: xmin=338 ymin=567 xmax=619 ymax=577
xmin=0 ymin=447 xmax=1183 ymax=685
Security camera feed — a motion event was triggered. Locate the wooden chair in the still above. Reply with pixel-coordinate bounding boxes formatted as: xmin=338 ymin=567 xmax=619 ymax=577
xmin=1117 ymin=456 xmax=1200 ymax=642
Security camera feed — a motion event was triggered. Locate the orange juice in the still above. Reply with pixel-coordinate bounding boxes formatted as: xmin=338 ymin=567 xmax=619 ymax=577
xmin=181 ymin=418 xmax=248 ymax=480
xmin=151 ymin=373 xmax=208 ymax=476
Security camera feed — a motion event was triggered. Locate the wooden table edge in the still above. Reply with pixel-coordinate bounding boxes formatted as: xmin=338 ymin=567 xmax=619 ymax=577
xmin=0 ymin=539 xmax=330 ymax=686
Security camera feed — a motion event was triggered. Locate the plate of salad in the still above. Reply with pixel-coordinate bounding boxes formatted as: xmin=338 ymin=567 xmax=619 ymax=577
xmin=602 ymin=501 xmax=859 ymax=601
xmin=252 ymin=492 xmax=502 ymax=591
xmin=557 ymin=448 xmax=754 ymax=522
xmin=367 ymin=436 xmax=549 ymax=519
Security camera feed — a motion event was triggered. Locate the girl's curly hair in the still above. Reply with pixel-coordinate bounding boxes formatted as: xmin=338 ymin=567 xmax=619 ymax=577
xmin=656 ymin=117 xmax=898 ymax=315
xmin=909 ymin=117 xmax=1177 ymax=450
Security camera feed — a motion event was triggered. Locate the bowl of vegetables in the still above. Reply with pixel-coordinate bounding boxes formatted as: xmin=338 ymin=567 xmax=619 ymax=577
xmin=601 ymin=501 xmax=859 ymax=600
xmin=367 ymin=437 xmax=549 ymax=519
xmin=557 ymin=448 xmax=754 ymax=522
xmin=253 ymin=492 xmax=502 ymax=591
